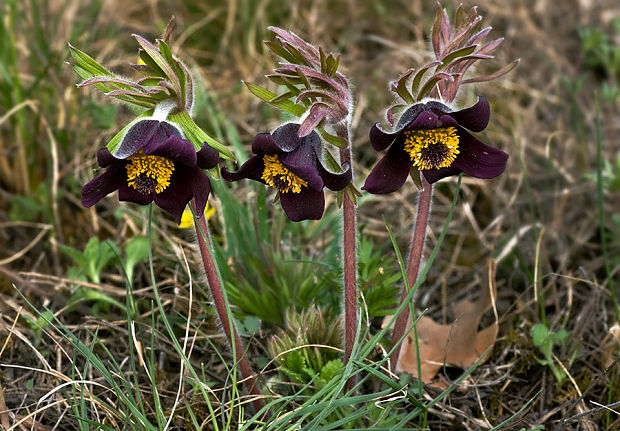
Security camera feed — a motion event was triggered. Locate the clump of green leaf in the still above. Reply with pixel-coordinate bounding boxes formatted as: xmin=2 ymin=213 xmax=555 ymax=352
xmin=584 ymin=147 xmax=620 ymax=269
xmin=8 ymin=182 xmax=51 ymax=222
xmin=266 ymin=307 xmax=355 ymax=426
xmin=358 ymin=235 xmax=401 ymax=318
xmin=60 ymin=236 xmax=119 ymax=284
xmin=579 ymin=19 xmax=620 ymax=102
xmin=530 ymin=323 xmax=580 ymax=384
xmin=212 ymin=180 xmax=341 ymax=325
xmin=20 ymin=309 xmax=54 ymax=345
xmin=267 ymin=306 xmax=343 ymax=391
xmin=59 ymin=236 xmax=149 ymax=314
xmin=585 ymin=152 xmax=620 ymax=193
xmin=266 ymin=307 xmax=411 ymax=428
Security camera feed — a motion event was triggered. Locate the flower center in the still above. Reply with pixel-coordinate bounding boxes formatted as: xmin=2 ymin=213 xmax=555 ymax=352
xmin=261 ymin=154 xmax=308 ymax=193
xmin=126 ymin=150 xmax=175 ymax=195
xmin=404 ymin=127 xmax=460 ymax=170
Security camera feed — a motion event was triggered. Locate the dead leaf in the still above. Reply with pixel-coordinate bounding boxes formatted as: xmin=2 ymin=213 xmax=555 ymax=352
xmin=600 ymin=324 xmax=620 ymax=370
xmin=390 ymin=259 xmax=499 ymax=383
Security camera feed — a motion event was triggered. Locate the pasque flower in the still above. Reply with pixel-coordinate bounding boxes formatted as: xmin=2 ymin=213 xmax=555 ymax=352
xmin=362 ymin=96 xmax=508 ymax=194
xmin=222 ymin=123 xmax=352 ymax=221
xmin=81 ymin=119 xmax=219 ymax=223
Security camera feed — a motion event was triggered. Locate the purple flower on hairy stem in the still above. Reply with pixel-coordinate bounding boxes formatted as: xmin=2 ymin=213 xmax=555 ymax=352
xmin=362 ymin=96 xmax=508 ymax=194
xmin=81 ymin=119 xmax=219 ymax=223
xmin=221 ymin=123 xmax=352 ymax=222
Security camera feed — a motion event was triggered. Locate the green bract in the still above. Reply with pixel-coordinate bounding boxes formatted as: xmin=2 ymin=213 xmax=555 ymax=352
xmin=69 ymin=19 xmax=232 ymax=160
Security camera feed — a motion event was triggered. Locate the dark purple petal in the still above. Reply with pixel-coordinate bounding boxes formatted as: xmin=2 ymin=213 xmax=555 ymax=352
xmin=362 ymin=140 xmax=412 ymax=194
xmin=302 ymin=129 xmax=323 ymax=154
xmin=395 ymin=103 xmax=425 ymax=130
xmin=369 ymin=124 xmax=401 ymax=151
xmin=437 ymin=114 xmax=459 ymax=128
xmin=81 ymin=165 xmax=125 ymax=207
xmin=279 ymin=143 xmax=323 ymax=191
xmin=279 ymin=187 xmax=325 ymax=222
xmin=147 ymin=121 xmax=183 ymax=147
xmin=196 ymin=143 xmax=220 ymax=169
xmin=154 ymin=165 xmax=195 ymax=224
xmin=271 ymin=123 xmax=304 ymax=152
xmin=406 ymin=110 xmax=441 ymax=131
xmin=251 ymin=133 xmax=281 ymax=154
xmin=453 ymin=130 xmax=508 ymax=179
xmin=144 ymin=135 xmax=197 ymax=166
xmin=424 ymin=100 xmax=453 ymax=114
xmin=422 ymin=165 xmax=462 ymax=183
xmin=221 ymin=155 xmax=266 ymax=184
xmin=447 ymin=96 xmax=490 ymax=132
xmin=118 ymin=184 xmax=154 ymax=205
xmin=96 ymin=149 xmax=118 ymax=168
xmin=189 ymin=167 xmax=212 ymax=217
xmin=317 ymin=159 xmax=351 ymax=191
xmin=157 ymin=121 xmax=183 ymax=138
xmin=369 ymin=103 xmax=428 ymax=151
xmin=115 ymin=120 xmax=183 ymax=159
xmin=114 ymin=120 xmax=160 ymax=159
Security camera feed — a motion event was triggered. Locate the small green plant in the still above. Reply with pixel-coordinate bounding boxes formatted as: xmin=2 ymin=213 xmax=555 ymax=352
xmin=213 ymin=180 xmax=341 ymax=325
xmin=20 ymin=309 xmax=54 ymax=345
xmin=60 ymin=236 xmax=120 ymax=284
xmin=278 ymin=350 xmax=344 ymax=390
xmin=267 ymin=307 xmax=348 ymax=424
xmin=358 ymin=235 xmax=402 ymax=318
xmin=584 ymin=152 xmax=620 ymax=193
xmin=266 ymin=306 xmax=411 ymax=427
xmin=60 ymin=235 xmax=149 ymax=284
xmin=268 ymin=306 xmax=343 ymax=388
xmin=59 ymin=236 xmax=150 ymax=313
xmin=8 ymin=182 xmax=52 ymax=222
xmin=579 ymin=19 xmax=620 ymax=102
xmin=530 ymin=323 xmax=578 ymax=384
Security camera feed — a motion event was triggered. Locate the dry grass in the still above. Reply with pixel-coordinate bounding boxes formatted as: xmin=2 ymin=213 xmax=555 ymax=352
xmin=0 ymin=0 xmax=618 ymax=429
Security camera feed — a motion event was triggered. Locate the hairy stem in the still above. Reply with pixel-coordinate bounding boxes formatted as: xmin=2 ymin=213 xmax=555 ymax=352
xmin=191 ymin=201 xmax=266 ymax=414
xmin=338 ymin=128 xmax=358 ymax=367
xmin=390 ymin=175 xmax=433 ymax=371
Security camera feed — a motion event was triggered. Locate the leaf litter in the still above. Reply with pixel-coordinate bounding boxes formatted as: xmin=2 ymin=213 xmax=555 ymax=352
xmin=386 ymin=259 xmax=499 ymax=383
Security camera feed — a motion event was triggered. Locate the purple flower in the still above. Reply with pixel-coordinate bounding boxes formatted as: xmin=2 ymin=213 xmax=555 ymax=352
xmin=221 ymin=123 xmax=352 ymax=222
xmin=81 ymin=119 xmax=219 ymax=223
xmin=362 ymin=97 xmax=508 ymax=194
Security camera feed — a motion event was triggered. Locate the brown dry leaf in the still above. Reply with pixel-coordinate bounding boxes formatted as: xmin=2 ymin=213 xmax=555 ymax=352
xmin=600 ymin=324 xmax=620 ymax=370
xmin=395 ymin=259 xmax=499 ymax=383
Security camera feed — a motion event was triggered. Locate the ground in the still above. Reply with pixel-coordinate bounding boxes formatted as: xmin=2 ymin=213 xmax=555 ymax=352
xmin=0 ymin=0 xmax=618 ymax=429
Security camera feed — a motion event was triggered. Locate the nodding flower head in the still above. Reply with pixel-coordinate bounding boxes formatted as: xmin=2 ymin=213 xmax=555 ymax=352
xmin=222 ymin=123 xmax=352 ymax=221
xmin=362 ymin=96 xmax=508 ymax=194
xmin=81 ymin=119 xmax=219 ymax=223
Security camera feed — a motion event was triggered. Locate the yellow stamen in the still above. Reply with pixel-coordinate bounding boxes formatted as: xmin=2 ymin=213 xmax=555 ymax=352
xmin=126 ymin=149 xmax=175 ymax=194
xmin=261 ymin=154 xmax=308 ymax=194
xmin=404 ymin=127 xmax=460 ymax=171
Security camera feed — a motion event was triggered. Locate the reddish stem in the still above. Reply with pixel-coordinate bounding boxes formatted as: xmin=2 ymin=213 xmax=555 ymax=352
xmin=338 ymin=129 xmax=358 ymax=370
xmin=390 ymin=176 xmax=433 ymax=372
xmin=191 ymin=201 xmax=266 ymax=414
xmin=342 ymin=192 xmax=357 ymax=364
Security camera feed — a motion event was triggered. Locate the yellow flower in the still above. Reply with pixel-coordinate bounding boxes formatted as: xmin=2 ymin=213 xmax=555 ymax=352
xmin=178 ymin=203 xmax=215 ymax=228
